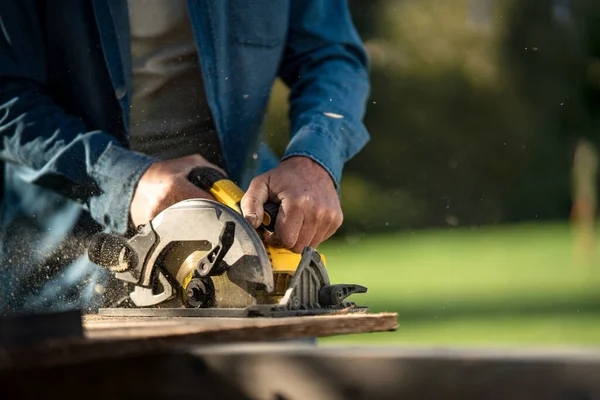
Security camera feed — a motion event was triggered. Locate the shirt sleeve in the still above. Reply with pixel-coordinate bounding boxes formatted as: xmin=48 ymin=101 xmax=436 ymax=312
xmin=0 ymin=1 xmax=155 ymax=234
xmin=278 ymin=0 xmax=371 ymax=189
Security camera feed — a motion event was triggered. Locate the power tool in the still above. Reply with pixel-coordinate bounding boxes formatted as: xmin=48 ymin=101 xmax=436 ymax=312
xmin=87 ymin=167 xmax=367 ymax=317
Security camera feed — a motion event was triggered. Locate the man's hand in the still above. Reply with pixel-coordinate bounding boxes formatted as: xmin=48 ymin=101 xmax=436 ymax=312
xmin=130 ymin=154 xmax=225 ymax=227
xmin=241 ymin=156 xmax=343 ymax=253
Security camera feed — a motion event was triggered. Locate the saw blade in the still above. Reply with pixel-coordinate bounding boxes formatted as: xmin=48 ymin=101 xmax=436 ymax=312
xmin=163 ymin=249 xmax=256 ymax=308
xmin=179 ymin=251 xmax=256 ymax=308
xmin=147 ymin=199 xmax=274 ymax=294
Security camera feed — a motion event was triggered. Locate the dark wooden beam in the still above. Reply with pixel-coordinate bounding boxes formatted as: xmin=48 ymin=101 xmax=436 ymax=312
xmin=0 ymin=312 xmax=397 ymax=371
xmin=2 ymin=344 xmax=600 ymax=399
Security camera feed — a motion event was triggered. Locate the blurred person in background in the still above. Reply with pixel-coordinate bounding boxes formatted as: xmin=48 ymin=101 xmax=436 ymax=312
xmin=0 ymin=0 xmax=370 ymax=314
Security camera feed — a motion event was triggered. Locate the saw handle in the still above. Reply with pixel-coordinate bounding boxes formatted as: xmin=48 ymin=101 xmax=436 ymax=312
xmin=262 ymin=202 xmax=279 ymax=232
xmin=188 ymin=167 xmax=279 ymax=232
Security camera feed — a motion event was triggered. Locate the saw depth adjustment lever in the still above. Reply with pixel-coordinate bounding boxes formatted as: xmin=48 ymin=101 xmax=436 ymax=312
xmin=196 ymin=221 xmax=235 ymax=277
xmin=188 ymin=167 xmax=279 ymax=232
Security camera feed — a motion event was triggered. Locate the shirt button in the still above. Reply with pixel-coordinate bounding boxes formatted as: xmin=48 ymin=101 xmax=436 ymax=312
xmin=115 ymin=86 xmax=127 ymax=100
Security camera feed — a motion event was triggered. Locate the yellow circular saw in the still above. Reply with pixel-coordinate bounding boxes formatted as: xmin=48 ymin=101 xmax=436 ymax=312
xmin=88 ymin=167 xmax=368 ymax=317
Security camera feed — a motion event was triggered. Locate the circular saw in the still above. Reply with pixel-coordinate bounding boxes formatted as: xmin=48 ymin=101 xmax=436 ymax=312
xmin=87 ymin=167 xmax=368 ymax=317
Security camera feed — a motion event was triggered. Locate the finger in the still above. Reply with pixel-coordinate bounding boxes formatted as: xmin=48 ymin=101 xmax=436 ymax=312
xmin=268 ymin=200 xmax=305 ymax=251
xmin=292 ymin=218 xmax=319 ymax=253
xmin=262 ymin=230 xmax=275 ymax=244
xmin=290 ymin=198 xmax=321 ymax=252
xmin=322 ymin=210 xmax=344 ymax=242
xmin=309 ymin=216 xmax=333 ymax=250
xmin=240 ymin=174 xmax=269 ymax=228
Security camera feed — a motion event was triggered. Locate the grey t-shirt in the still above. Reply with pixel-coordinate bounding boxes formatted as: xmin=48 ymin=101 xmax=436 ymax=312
xmin=127 ymin=0 xmax=223 ymax=166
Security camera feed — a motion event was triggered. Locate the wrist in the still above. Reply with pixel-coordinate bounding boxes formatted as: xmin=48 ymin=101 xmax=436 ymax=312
xmin=281 ymin=155 xmax=338 ymax=191
xmin=89 ymin=144 xmax=156 ymax=234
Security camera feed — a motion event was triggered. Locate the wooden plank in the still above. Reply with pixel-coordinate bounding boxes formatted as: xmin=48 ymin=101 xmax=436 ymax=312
xmin=0 ymin=312 xmax=397 ymax=372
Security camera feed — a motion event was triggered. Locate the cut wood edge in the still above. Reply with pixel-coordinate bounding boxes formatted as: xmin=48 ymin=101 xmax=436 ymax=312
xmin=83 ymin=312 xmax=398 ymax=339
xmin=0 ymin=312 xmax=397 ymax=372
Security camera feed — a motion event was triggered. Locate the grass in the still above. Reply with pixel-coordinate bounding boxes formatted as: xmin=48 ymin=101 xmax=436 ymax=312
xmin=316 ymin=222 xmax=600 ymax=346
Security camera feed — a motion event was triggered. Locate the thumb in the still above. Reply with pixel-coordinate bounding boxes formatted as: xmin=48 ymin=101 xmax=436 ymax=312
xmin=241 ymin=174 xmax=269 ymax=228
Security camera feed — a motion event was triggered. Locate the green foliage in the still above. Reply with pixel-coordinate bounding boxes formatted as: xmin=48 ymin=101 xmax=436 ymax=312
xmin=265 ymin=0 xmax=600 ymax=232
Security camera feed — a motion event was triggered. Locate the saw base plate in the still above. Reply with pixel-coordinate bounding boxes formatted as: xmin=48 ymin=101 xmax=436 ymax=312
xmin=97 ymin=306 xmax=369 ymax=318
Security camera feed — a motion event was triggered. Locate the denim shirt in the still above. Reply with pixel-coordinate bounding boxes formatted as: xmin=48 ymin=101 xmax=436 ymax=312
xmin=0 ymin=0 xmax=370 ymax=314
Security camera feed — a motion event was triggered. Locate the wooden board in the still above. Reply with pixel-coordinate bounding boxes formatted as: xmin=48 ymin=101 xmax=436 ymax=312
xmin=0 ymin=312 xmax=397 ymax=372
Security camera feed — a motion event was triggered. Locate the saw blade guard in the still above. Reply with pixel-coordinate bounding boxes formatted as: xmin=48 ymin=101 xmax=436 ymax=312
xmin=88 ymin=198 xmax=276 ymax=307
xmin=148 ymin=199 xmax=275 ymax=294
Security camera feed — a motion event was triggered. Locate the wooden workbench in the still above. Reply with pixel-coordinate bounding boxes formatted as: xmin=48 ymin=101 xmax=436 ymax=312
xmin=0 ymin=312 xmax=397 ymax=372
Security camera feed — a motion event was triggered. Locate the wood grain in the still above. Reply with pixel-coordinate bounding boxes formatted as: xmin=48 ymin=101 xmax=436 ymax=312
xmin=0 ymin=312 xmax=397 ymax=372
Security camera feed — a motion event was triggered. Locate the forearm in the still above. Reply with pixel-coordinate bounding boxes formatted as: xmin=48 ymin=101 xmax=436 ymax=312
xmin=281 ymin=53 xmax=371 ymax=187
xmin=0 ymin=78 xmax=155 ymax=234
xmin=279 ymin=0 xmax=371 ymax=188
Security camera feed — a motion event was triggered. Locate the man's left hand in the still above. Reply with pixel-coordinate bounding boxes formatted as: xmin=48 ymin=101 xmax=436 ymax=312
xmin=240 ymin=156 xmax=343 ymax=253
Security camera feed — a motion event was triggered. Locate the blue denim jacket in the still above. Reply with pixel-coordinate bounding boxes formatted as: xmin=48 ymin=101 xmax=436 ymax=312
xmin=0 ymin=0 xmax=370 ymax=313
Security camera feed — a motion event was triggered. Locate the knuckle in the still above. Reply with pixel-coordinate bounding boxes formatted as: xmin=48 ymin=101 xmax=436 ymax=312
xmin=314 ymin=210 xmax=326 ymax=223
xmin=301 ymin=194 xmax=314 ymax=205
xmin=248 ymin=177 xmax=268 ymax=195
xmin=317 ymin=205 xmax=336 ymax=222
xmin=251 ymin=173 xmax=268 ymax=186
xmin=313 ymin=208 xmax=329 ymax=224
xmin=334 ymin=211 xmax=344 ymax=227
xmin=190 ymin=154 xmax=206 ymax=164
xmin=328 ymin=206 xmax=340 ymax=218
xmin=163 ymin=182 xmax=175 ymax=194
xmin=318 ymin=201 xmax=333 ymax=214
xmin=321 ymin=206 xmax=342 ymax=227
xmin=164 ymin=175 xmax=179 ymax=189
xmin=286 ymin=201 xmax=301 ymax=212
xmin=291 ymin=194 xmax=313 ymax=209
xmin=157 ymin=186 xmax=174 ymax=203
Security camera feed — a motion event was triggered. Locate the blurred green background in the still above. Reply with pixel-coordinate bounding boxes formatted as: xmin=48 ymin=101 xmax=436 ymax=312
xmin=320 ymin=223 xmax=600 ymax=345
xmin=265 ymin=0 xmax=600 ymax=345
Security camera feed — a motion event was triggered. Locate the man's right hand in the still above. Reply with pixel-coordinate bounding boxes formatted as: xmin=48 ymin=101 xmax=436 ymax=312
xmin=130 ymin=154 xmax=225 ymax=227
